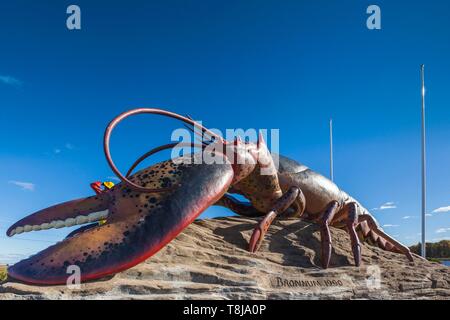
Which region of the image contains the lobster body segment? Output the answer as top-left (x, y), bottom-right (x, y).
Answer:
top-left (223, 154), bottom-right (415, 267)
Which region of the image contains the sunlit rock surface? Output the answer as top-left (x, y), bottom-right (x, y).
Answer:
top-left (1, 216), bottom-right (449, 300)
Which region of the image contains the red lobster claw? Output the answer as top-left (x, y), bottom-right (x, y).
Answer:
top-left (7, 156), bottom-right (233, 285)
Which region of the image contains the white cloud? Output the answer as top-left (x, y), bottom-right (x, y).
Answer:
top-left (402, 216), bottom-right (417, 220)
top-left (372, 201), bottom-right (397, 211)
top-left (8, 180), bottom-right (35, 191)
top-left (435, 227), bottom-right (450, 234)
top-left (65, 143), bottom-right (75, 150)
top-left (380, 202), bottom-right (397, 210)
top-left (432, 206), bottom-right (450, 213)
top-left (107, 176), bottom-right (121, 182)
top-left (0, 75), bottom-right (22, 87)
top-left (431, 236), bottom-right (450, 242)
top-left (425, 213), bottom-right (433, 217)
top-left (382, 224), bottom-right (399, 228)
top-left (53, 143), bottom-right (74, 154)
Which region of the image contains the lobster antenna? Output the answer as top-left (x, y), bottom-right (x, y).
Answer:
top-left (183, 123), bottom-right (215, 146)
top-left (183, 114), bottom-right (215, 144)
top-left (104, 108), bottom-right (225, 193)
top-left (125, 142), bottom-right (206, 178)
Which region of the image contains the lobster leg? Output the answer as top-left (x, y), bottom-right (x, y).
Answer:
top-left (355, 220), bottom-right (395, 252)
top-left (358, 215), bottom-right (414, 262)
top-left (215, 194), bottom-right (264, 217)
top-left (341, 202), bottom-right (362, 267)
top-left (319, 200), bottom-right (340, 269)
top-left (248, 186), bottom-right (305, 252)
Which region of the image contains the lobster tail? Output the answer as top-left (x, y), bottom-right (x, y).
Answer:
top-left (356, 207), bottom-right (414, 261)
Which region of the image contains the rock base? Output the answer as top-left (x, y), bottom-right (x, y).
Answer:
top-left (1, 217), bottom-right (449, 299)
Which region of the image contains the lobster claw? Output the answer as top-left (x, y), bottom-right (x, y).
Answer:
top-left (7, 155), bottom-right (233, 285)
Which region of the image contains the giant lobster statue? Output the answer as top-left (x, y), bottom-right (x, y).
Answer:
top-left (6, 108), bottom-right (415, 285)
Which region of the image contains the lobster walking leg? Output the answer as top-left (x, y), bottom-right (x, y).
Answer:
top-left (248, 186), bottom-right (305, 253)
top-left (319, 200), bottom-right (340, 269)
top-left (342, 202), bottom-right (362, 267)
top-left (358, 215), bottom-right (414, 262)
top-left (215, 194), bottom-right (263, 217)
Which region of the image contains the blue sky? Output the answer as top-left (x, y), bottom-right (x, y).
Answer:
top-left (1, 1), bottom-right (449, 263)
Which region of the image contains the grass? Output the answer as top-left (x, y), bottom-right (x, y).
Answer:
top-left (0, 265), bottom-right (7, 282)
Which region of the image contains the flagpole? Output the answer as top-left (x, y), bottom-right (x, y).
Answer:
top-left (330, 118), bottom-right (334, 182)
top-left (420, 64), bottom-right (427, 258)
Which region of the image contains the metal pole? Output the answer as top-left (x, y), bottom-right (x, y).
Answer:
top-left (330, 118), bottom-right (334, 182)
top-left (420, 64), bottom-right (427, 258)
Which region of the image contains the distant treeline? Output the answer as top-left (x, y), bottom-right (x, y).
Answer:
top-left (409, 240), bottom-right (450, 258)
